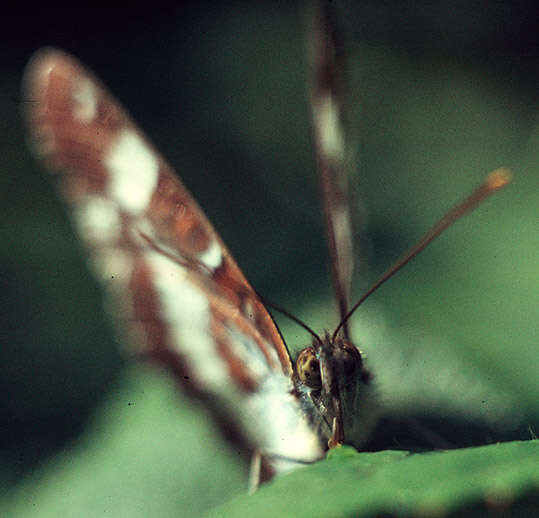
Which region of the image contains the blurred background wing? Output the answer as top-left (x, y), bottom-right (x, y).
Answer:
top-left (308, 2), bottom-right (357, 338)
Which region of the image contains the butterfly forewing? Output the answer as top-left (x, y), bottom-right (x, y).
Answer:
top-left (23, 49), bottom-right (324, 469)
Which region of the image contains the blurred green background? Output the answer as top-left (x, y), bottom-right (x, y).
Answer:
top-left (1, 2), bottom-right (538, 516)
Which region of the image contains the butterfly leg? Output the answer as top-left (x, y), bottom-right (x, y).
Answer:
top-left (248, 451), bottom-right (276, 492)
top-left (248, 450), bottom-right (262, 494)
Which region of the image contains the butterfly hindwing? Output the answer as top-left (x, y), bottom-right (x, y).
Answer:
top-left (23, 48), bottom-right (324, 469)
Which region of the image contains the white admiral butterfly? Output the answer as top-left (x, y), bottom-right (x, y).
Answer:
top-left (21, 5), bottom-right (510, 487)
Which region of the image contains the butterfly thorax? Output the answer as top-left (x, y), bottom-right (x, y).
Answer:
top-left (294, 332), bottom-right (379, 450)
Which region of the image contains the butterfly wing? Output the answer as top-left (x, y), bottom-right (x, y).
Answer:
top-left (22, 48), bottom-right (323, 469)
top-left (308, 4), bottom-right (356, 339)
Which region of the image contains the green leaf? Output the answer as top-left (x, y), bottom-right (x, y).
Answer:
top-left (207, 442), bottom-right (539, 518)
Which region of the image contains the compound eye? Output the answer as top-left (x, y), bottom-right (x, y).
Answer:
top-left (340, 342), bottom-right (362, 379)
top-left (296, 347), bottom-right (322, 389)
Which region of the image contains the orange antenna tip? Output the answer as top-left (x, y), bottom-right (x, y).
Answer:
top-left (485, 168), bottom-right (512, 192)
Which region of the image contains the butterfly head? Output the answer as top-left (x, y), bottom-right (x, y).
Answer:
top-left (295, 331), bottom-right (375, 449)
top-left (296, 333), bottom-right (364, 391)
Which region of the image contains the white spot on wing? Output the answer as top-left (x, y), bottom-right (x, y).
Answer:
top-left (318, 96), bottom-right (344, 161)
top-left (72, 78), bottom-right (97, 123)
top-left (248, 374), bottom-right (323, 463)
top-left (145, 251), bottom-right (229, 388)
top-left (198, 239), bottom-right (222, 270)
top-left (73, 196), bottom-right (121, 244)
top-left (106, 131), bottom-right (159, 215)
top-left (226, 324), bottom-right (273, 379)
top-left (90, 248), bottom-right (134, 284)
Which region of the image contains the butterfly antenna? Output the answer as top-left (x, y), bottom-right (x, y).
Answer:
top-left (332, 168), bottom-right (512, 342)
top-left (261, 298), bottom-right (323, 345)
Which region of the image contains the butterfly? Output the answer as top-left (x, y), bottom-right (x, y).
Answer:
top-left (21, 8), bottom-right (510, 486)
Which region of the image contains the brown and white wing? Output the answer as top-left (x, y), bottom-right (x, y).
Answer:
top-left (22, 48), bottom-right (323, 468)
top-left (308, 3), bottom-right (356, 338)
